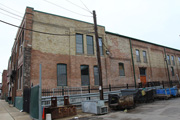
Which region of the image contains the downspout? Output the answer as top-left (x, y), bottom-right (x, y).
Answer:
top-left (129, 39), bottom-right (136, 88)
top-left (164, 47), bottom-right (171, 85)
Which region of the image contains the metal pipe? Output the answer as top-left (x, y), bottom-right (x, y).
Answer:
top-left (129, 39), bottom-right (136, 88)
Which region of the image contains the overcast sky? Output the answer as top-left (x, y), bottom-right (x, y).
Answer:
top-left (0, 0), bottom-right (180, 82)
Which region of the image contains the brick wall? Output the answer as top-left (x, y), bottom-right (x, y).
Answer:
top-left (2, 70), bottom-right (7, 98)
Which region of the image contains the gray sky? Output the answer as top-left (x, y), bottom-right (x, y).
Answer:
top-left (0, 0), bottom-right (180, 82)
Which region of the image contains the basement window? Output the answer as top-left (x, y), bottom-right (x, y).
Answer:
top-left (57, 64), bottom-right (67, 86)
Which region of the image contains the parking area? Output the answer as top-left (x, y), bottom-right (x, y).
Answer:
top-left (74, 97), bottom-right (180, 120)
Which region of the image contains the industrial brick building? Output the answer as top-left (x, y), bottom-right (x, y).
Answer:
top-left (6, 7), bottom-right (180, 108)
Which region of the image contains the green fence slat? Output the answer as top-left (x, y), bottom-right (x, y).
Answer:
top-left (30, 85), bottom-right (39, 119)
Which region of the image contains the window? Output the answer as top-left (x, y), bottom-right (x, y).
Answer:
top-left (178, 57), bottom-right (180, 65)
top-left (171, 55), bottom-right (175, 66)
top-left (94, 66), bottom-right (99, 85)
top-left (76, 34), bottom-right (84, 54)
top-left (136, 50), bottom-right (140, 62)
top-left (171, 67), bottom-right (174, 76)
top-left (18, 66), bottom-right (22, 89)
top-left (98, 38), bottom-right (103, 55)
top-left (119, 63), bottom-right (125, 76)
top-left (86, 35), bottom-right (94, 55)
top-left (167, 55), bottom-right (171, 65)
top-left (57, 64), bottom-right (67, 86)
top-left (143, 51), bottom-right (147, 63)
top-left (81, 65), bottom-right (90, 86)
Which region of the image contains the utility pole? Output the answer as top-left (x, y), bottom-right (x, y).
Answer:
top-left (93, 10), bottom-right (104, 100)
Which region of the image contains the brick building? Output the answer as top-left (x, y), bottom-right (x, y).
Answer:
top-left (7, 7), bottom-right (180, 109)
top-left (1, 70), bottom-right (8, 99)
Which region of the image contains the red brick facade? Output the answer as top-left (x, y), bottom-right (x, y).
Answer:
top-left (7, 7), bottom-right (180, 104)
top-left (2, 70), bottom-right (7, 98)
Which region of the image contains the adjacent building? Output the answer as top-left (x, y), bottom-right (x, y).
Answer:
top-left (6, 7), bottom-right (180, 109)
top-left (1, 70), bottom-right (8, 99)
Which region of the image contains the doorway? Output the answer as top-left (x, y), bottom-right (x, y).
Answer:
top-left (139, 68), bottom-right (146, 87)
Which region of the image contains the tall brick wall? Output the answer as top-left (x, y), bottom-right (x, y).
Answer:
top-left (2, 70), bottom-right (7, 98)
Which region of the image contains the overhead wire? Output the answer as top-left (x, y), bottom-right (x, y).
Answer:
top-left (0, 19), bottom-right (95, 36)
top-left (0, 11), bottom-right (22, 21)
top-left (0, 7), bottom-right (22, 18)
top-left (79, 0), bottom-right (92, 14)
top-left (43, 0), bottom-right (92, 17)
top-left (0, 3), bottom-right (23, 15)
top-left (0, 6), bottom-right (95, 29)
top-left (65, 0), bottom-right (92, 14)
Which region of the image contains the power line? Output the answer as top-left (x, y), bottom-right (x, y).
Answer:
top-left (80, 0), bottom-right (92, 14)
top-left (0, 7), bottom-right (22, 18)
top-left (43, 0), bottom-right (92, 17)
top-left (0, 19), bottom-right (95, 36)
top-left (0, 3), bottom-right (23, 15)
top-left (65, 0), bottom-right (92, 14)
top-left (0, 19), bottom-right (74, 36)
top-left (0, 11), bottom-right (22, 21)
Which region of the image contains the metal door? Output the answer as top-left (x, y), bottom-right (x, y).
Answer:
top-left (23, 87), bottom-right (31, 113)
top-left (139, 68), bottom-right (146, 87)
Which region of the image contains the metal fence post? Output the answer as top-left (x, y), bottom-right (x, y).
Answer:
top-left (109, 84), bottom-right (111, 91)
top-left (62, 86), bottom-right (64, 96)
top-left (162, 81), bottom-right (164, 88)
top-left (39, 64), bottom-right (42, 120)
top-left (88, 86), bottom-right (91, 100)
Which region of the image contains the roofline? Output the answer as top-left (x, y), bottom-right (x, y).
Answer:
top-left (106, 31), bottom-right (180, 52)
top-left (29, 7), bottom-right (105, 28)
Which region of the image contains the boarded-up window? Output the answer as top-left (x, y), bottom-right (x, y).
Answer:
top-left (87, 35), bottom-right (94, 55)
top-left (178, 57), bottom-right (180, 65)
top-left (136, 50), bottom-right (140, 62)
top-left (119, 63), bottom-right (125, 76)
top-left (98, 38), bottom-right (103, 55)
top-left (167, 55), bottom-right (171, 65)
top-left (143, 51), bottom-right (147, 63)
top-left (94, 66), bottom-right (99, 85)
top-left (76, 34), bottom-right (84, 54)
top-left (57, 64), bottom-right (67, 86)
top-left (81, 65), bottom-right (89, 86)
top-left (171, 55), bottom-right (175, 66)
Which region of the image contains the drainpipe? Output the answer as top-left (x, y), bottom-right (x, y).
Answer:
top-left (129, 39), bottom-right (136, 88)
top-left (164, 48), bottom-right (171, 86)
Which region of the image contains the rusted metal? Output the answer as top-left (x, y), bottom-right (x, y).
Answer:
top-left (50, 105), bottom-right (77, 119)
top-left (109, 94), bottom-right (135, 110)
top-left (64, 96), bottom-right (70, 105)
top-left (51, 97), bottom-right (57, 107)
